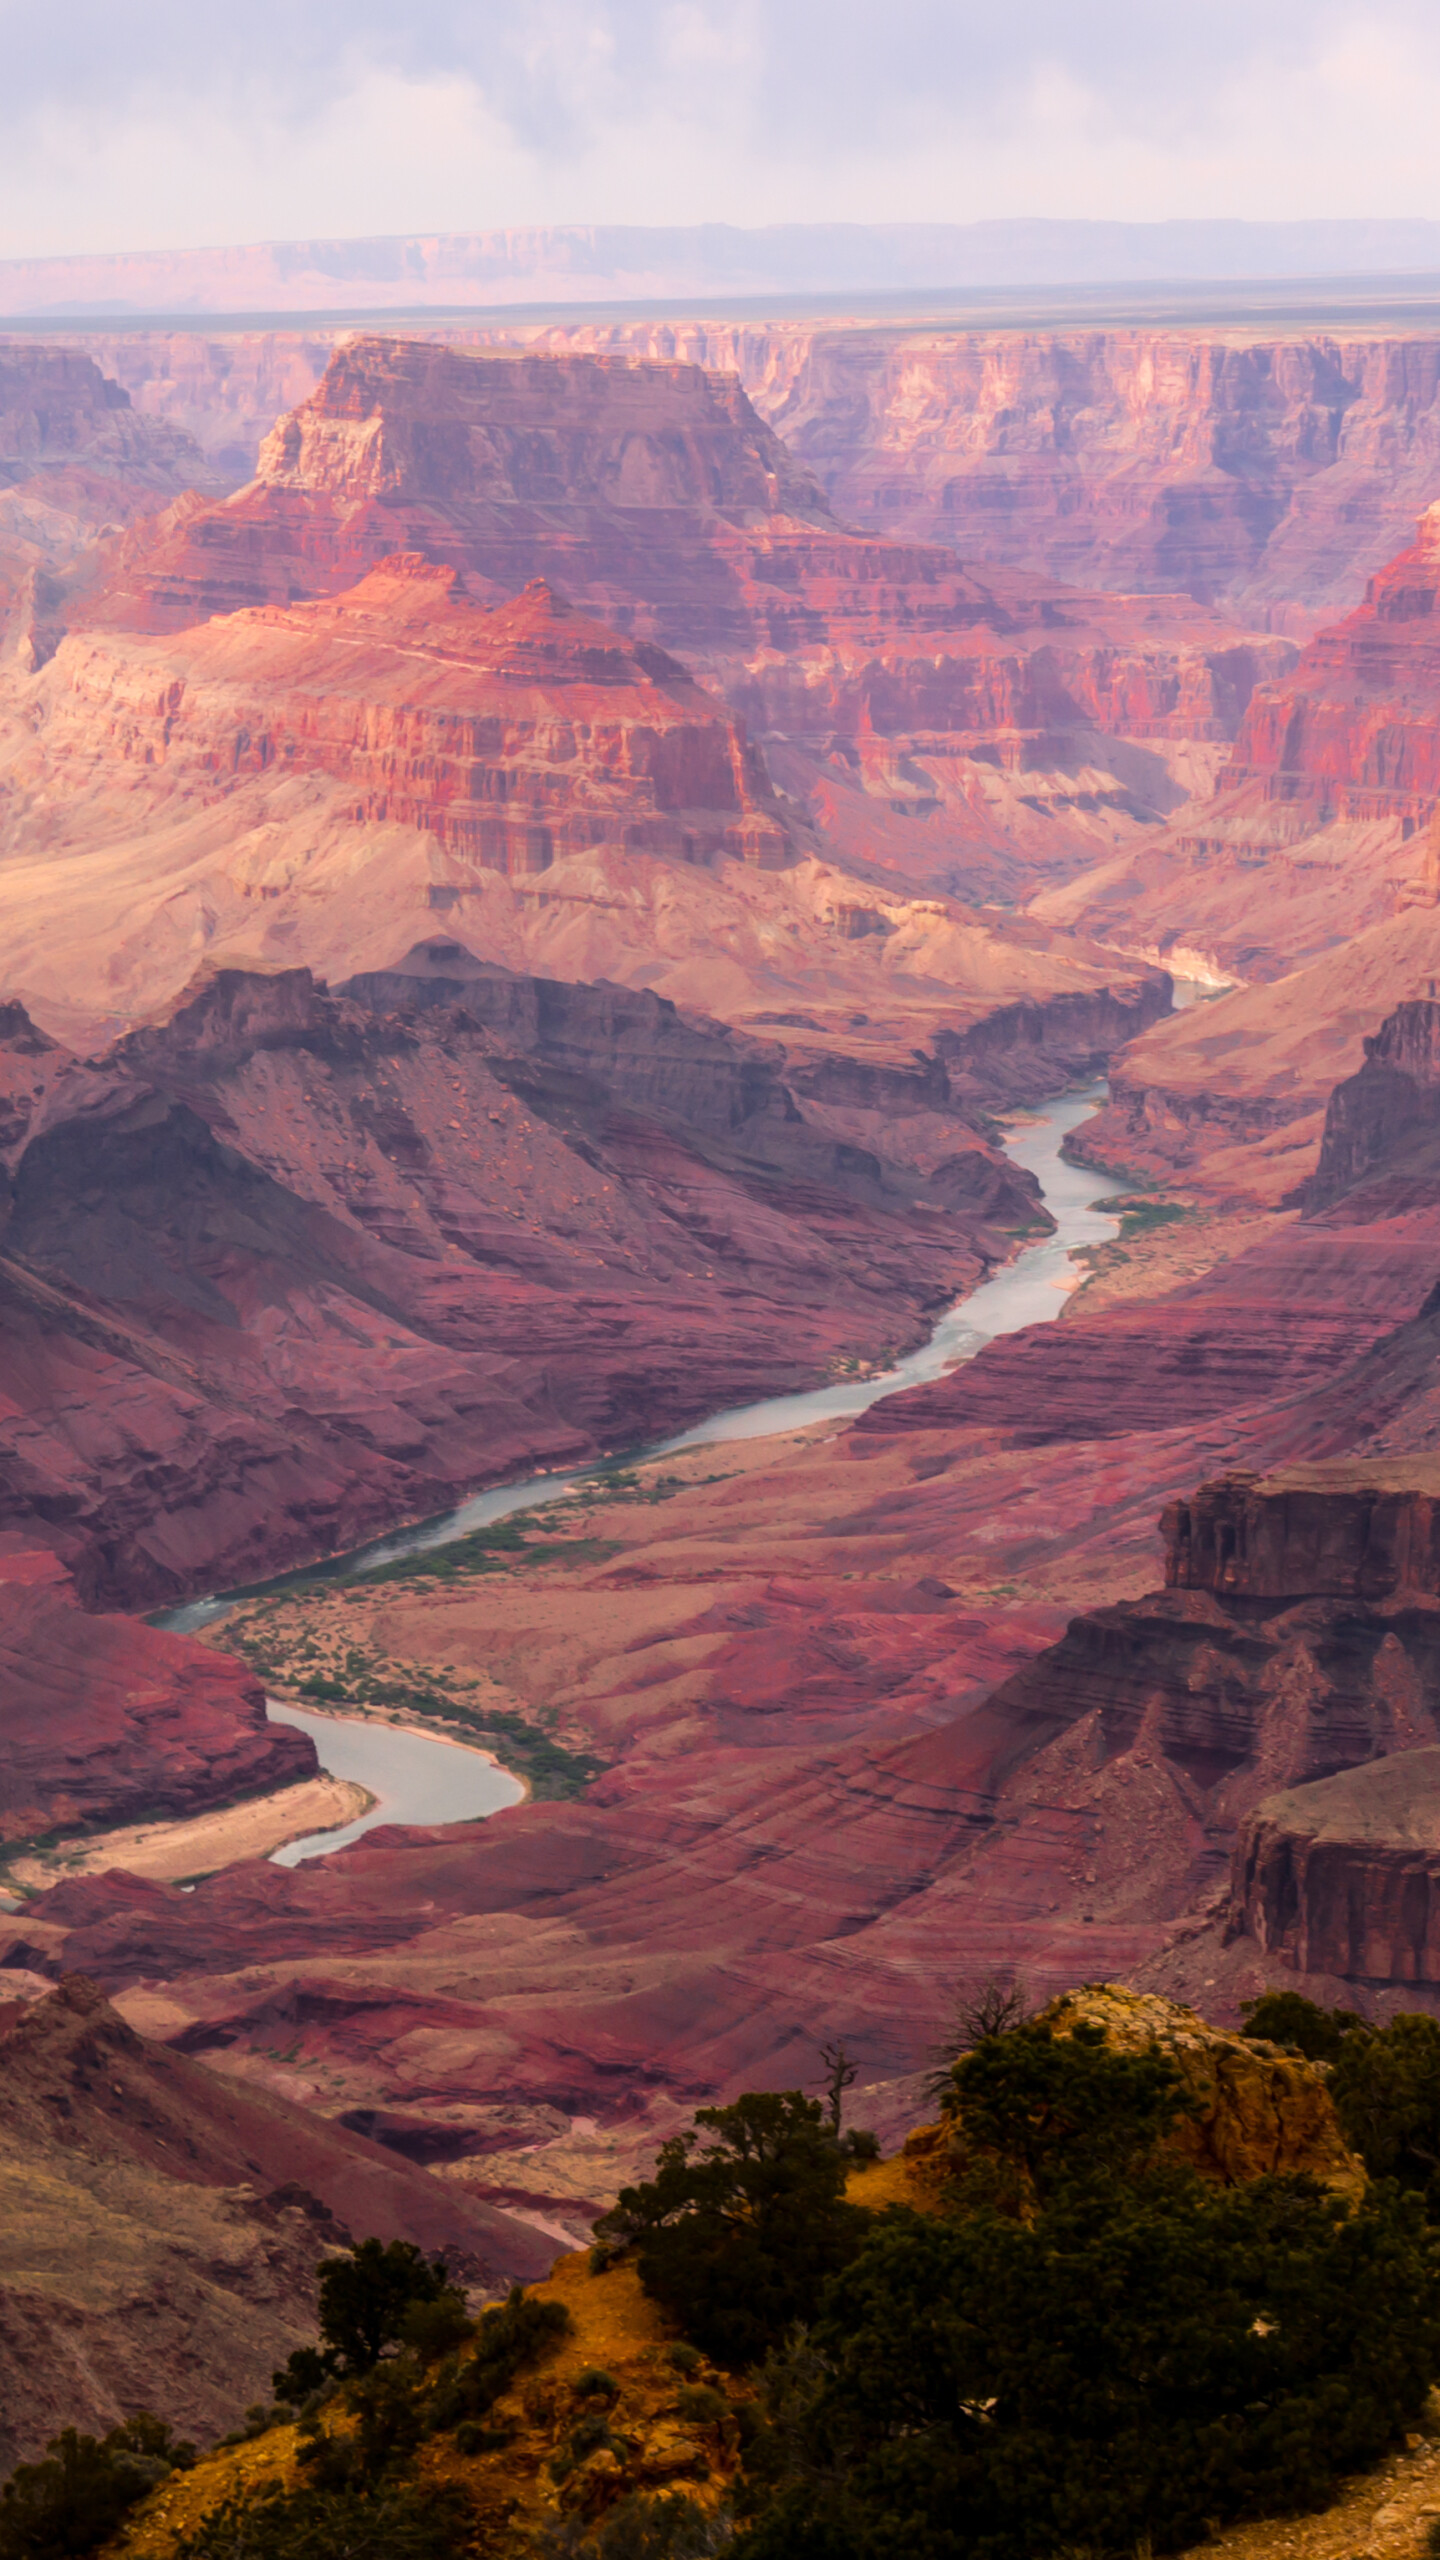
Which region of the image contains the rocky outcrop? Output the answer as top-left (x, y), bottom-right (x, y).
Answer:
top-left (1232, 1749), bottom-right (1440, 1985)
top-left (0, 956), bottom-right (1044, 1609)
top-left (0, 1550), bottom-right (314, 1841)
top-left (1164, 1463), bottom-right (1440, 1601)
top-left (0, 1973), bottom-right (550, 2467)
top-left (45, 560), bottom-right (795, 875)
top-left (1037, 1985), bottom-right (1363, 2190)
top-left (1303, 998), bottom-right (1440, 1209)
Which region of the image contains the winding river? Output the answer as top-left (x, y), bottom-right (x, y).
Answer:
top-left (161, 1082), bottom-right (1126, 1863)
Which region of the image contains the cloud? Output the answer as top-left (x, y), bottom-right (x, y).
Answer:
top-left (2, 1), bottom-right (1440, 254)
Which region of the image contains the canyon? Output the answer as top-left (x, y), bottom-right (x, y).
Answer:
top-left (8, 305), bottom-right (1440, 2430)
top-left (43, 315), bottom-right (1440, 629)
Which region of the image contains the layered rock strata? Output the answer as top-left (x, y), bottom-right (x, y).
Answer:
top-left (57, 335), bottom-right (1291, 926)
top-left (1032, 507), bottom-right (1440, 987)
top-left (45, 559), bottom-right (795, 875)
top-left (64, 320), bottom-right (1440, 627)
top-left (1233, 1749), bottom-right (1440, 1984)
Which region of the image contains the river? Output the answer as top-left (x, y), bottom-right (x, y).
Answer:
top-left (160, 1081), bottom-right (1126, 1862)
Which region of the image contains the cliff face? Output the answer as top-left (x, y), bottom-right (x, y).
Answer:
top-left (68, 320), bottom-right (1440, 630)
top-left (45, 560), bottom-right (794, 876)
top-left (1303, 998), bottom-right (1440, 1210)
top-left (0, 343), bottom-right (204, 494)
top-left (1034, 505), bottom-right (1440, 986)
top-left (1163, 1462), bottom-right (1440, 1602)
top-left (1234, 1749), bottom-right (1440, 1984)
top-left (0, 1549), bottom-right (314, 1840)
top-left (0, 343), bottom-right (217, 668)
top-left (1226, 503), bottom-right (1440, 823)
top-left (436, 320), bottom-right (1440, 628)
top-left (256, 337), bottom-right (832, 524)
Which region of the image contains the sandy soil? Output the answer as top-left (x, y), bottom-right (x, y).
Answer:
top-left (4, 1774), bottom-right (372, 1890)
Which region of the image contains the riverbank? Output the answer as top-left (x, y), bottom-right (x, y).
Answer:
top-left (2, 1773), bottom-right (374, 1892)
top-left (181, 1089), bottom-right (1126, 1863)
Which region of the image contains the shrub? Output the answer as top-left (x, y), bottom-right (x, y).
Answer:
top-left (1241, 1991), bottom-right (1368, 2062)
top-left (675, 2388), bottom-right (729, 2429)
top-left (664, 2346), bottom-right (702, 2375)
top-left (595, 2093), bottom-right (866, 2369)
top-left (0, 2416), bottom-right (194, 2560)
top-left (1332, 2012), bottom-right (1440, 2210)
top-left (733, 2168), bottom-right (1440, 2560)
top-left (531, 2490), bottom-right (732, 2555)
top-left (172, 2480), bottom-right (471, 2560)
top-left (570, 2369), bottom-right (619, 2403)
top-left (424, 2288), bottom-right (571, 2433)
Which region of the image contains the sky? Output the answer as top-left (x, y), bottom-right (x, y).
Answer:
top-left (4, 1), bottom-right (1440, 258)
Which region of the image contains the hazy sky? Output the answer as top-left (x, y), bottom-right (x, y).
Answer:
top-left (4, 1), bottom-right (1440, 257)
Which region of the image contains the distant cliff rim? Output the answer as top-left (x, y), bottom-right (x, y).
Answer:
top-left (13, 220), bottom-right (1440, 319)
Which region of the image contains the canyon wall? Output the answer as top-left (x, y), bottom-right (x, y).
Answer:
top-left (51, 320), bottom-right (1440, 632)
top-left (0, 953), bottom-right (1065, 1611)
top-left (1030, 501), bottom-right (1440, 1006)
top-left (1233, 1750), bottom-right (1440, 1985)
top-left (42, 560), bottom-right (795, 876)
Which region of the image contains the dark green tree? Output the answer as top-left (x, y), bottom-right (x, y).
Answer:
top-left (1241, 1991), bottom-right (1368, 2063)
top-left (0, 2417), bottom-right (194, 2560)
top-left (734, 2173), bottom-right (1440, 2560)
top-left (273, 2237), bottom-right (456, 2405)
top-left (947, 2016), bottom-right (1191, 2199)
top-left (1331, 2011), bottom-right (1440, 2208)
top-left (596, 2092), bottom-right (866, 2369)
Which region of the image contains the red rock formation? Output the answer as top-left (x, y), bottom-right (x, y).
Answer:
top-left (1232, 1748), bottom-right (1440, 1985)
top-left (445, 320), bottom-right (1440, 628)
top-left (0, 955), bottom-right (1055, 1608)
top-left (0, 343), bottom-right (218, 670)
top-left (1032, 506), bottom-right (1440, 986)
top-left (1296, 995), bottom-right (1440, 1213)
top-left (0, 1550), bottom-right (314, 1840)
top-left (1223, 504), bottom-right (1440, 824)
top-left (47, 559), bottom-right (794, 876)
top-left (64, 320), bottom-right (1440, 629)
top-left (1164, 1464), bottom-right (1440, 1600)
top-left (74, 337), bottom-right (1289, 805)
